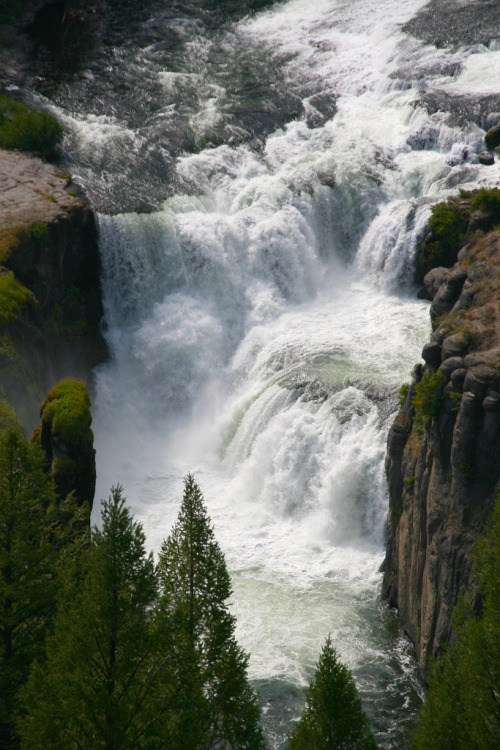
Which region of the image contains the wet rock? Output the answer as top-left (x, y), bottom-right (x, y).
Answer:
top-left (485, 123), bottom-right (500, 150)
top-left (479, 151), bottom-right (495, 165)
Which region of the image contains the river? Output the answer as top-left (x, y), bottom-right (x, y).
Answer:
top-left (25, 0), bottom-right (500, 745)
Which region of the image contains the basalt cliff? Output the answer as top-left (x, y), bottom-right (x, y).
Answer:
top-left (383, 194), bottom-right (500, 678)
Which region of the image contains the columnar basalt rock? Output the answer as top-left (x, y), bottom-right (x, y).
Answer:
top-left (383, 228), bottom-right (500, 679)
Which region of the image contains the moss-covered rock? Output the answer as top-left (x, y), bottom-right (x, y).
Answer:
top-left (0, 95), bottom-right (63, 160)
top-left (33, 379), bottom-right (96, 512)
top-left (485, 123), bottom-right (500, 151)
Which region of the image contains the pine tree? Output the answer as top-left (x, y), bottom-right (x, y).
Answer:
top-left (288, 636), bottom-right (379, 750)
top-left (157, 473), bottom-right (265, 750)
top-left (0, 420), bottom-right (86, 750)
top-left (19, 486), bottom-right (174, 750)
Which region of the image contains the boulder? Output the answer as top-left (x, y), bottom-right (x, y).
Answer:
top-left (479, 151), bottom-right (494, 166)
top-left (485, 123), bottom-right (500, 150)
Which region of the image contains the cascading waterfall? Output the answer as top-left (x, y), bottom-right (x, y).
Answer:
top-left (28, 0), bottom-right (500, 745)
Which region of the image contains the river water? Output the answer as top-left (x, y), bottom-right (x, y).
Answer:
top-left (26, 0), bottom-right (500, 745)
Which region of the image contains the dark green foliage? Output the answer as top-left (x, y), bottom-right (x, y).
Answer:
top-left (0, 0), bottom-right (22, 21)
top-left (418, 202), bottom-right (467, 277)
top-left (28, 222), bottom-right (48, 244)
top-left (158, 474), bottom-right (265, 750)
top-left (19, 486), bottom-right (172, 750)
top-left (0, 421), bottom-right (87, 750)
top-left (0, 96), bottom-right (63, 159)
top-left (409, 494), bottom-right (500, 749)
top-left (412, 371), bottom-right (444, 423)
top-left (398, 382), bottom-right (410, 409)
top-left (288, 636), bottom-right (378, 750)
top-left (470, 187), bottom-right (500, 216)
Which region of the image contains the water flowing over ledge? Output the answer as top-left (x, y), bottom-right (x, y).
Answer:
top-left (19, 0), bottom-right (500, 745)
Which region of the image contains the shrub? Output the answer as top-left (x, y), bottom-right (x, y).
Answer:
top-left (0, 96), bottom-right (63, 159)
top-left (470, 187), bottom-right (500, 216)
top-left (418, 202), bottom-right (467, 277)
top-left (412, 371), bottom-right (444, 423)
top-left (398, 382), bottom-right (410, 409)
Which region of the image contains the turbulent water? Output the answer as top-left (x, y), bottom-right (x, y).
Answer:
top-left (24, 0), bottom-right (500, 745)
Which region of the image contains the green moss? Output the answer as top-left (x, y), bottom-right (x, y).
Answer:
top-left (0, 95), bottom-right (63, 159)
top-left (0, 225), bottom-right (28, 264)
top-left (406, 474), bottom-right (416, 489)
top-left (29, 221), bottom-right (49, 244)
top-left (0, 267), bottom-right (37, 325)
top-left (40, 379), bottom-right (92, 449)
top-left (412, 371), bottom-right (444, 424)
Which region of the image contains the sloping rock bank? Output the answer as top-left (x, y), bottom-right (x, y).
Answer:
top-left (0, 148), bottom-right (106, 429)
top-left (383, 217), bottom-right (500, 678)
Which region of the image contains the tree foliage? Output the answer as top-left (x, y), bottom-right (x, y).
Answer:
top-left (18, 486), bottom-right (174, 750)
top-left (409, 493), bottom-right (500, 749)
top-left (157, 473), bottom-right (265, 750)
top-left (288, 637), bottom-right (377, 750)
top-left (288, 636), bottom-right (378, 750)
top-left (0, 419), bottom-right (87, 750)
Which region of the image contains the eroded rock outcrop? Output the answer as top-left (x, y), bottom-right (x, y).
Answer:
top-left (32, 378), bottom-right (96, 513)
top-left (383, 227), bottom-right (500, 678)
top-left (0, 148), bottom-right (106, 429)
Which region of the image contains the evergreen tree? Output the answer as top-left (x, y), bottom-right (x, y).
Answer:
top-left (409, 493), bottom-right (500, 749)
top-left (157, 473), bottom-right (265, 750)
top-left (19, 486), bottom-right (174, 750)
top-left (0, 420), bottom-right (86, 750)
top-left (288, 636), bottom-right (378, 750)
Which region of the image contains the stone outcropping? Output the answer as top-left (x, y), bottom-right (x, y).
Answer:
top-left (0, 148), bottom-right (106, 429)
top-left (32, 378), bottom-right (96, 513)
top-left (383, 228), bottom-right (500, 678)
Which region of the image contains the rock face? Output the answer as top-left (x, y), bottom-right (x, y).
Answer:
top-left (33, 378), bottom-right (96, 513)
top-left (383, 229), bottom-right (500, 679)
top-left (0, 148), bottom-right (106, 429)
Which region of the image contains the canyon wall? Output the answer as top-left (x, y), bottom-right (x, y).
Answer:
top-left (383, 204), bottom-right (500, 678)
top-left (0, 148), bottom-right (106, 430)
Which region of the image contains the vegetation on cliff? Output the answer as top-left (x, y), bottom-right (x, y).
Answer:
top-left (33, 379), bottom-right (96, 512)
top-left (0, 96), bottom-right (63, 160)
top-left (410, 493), bottom-right (500, 748)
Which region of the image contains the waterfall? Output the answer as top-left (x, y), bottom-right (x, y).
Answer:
top-left (31, 0), bottom-right (500, 745)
